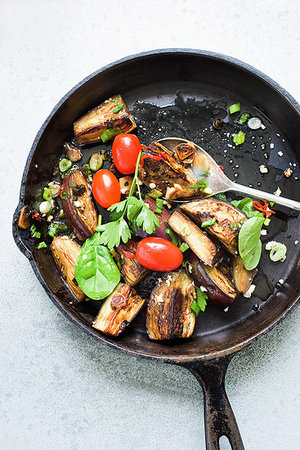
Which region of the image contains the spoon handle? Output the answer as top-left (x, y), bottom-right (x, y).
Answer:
top-left (229, 183), bottom-right (300, 211)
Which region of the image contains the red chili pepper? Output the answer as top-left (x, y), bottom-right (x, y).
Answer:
top-left (219, 165), bottom-right (224, 172)
top-left (59, 185), bottom-right (64, 197)
top-left (31, 210), bottom-right (41, 221)
top-left (253, 199), bottom-right (275, 217)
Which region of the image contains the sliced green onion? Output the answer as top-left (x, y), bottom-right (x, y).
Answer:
top-left (233, 131), bottom-right (245, 146)
top-left (30, 224), bottom-right (41, 239)
top-left (269, 243), bottom-right (287, 262)
top-left (39, 201), bottom-right (52, 215)
top-left (201, 218), bottom-right (216, 228)
top-left (148, 189), bottom-right (163, 199)
top-left (165, 223), bottom-right (180, 246)
top-left (43, 188), bottom-right (52, 201)
top-left (237, 113), bottom-right (251, 125)
top-left (58, 209), bottom-right (64, 219)
top-left (200, 171), bottom-right (210, 177)
top-left (154, 198), bottom-right (163, 214)
top-left (247, 117), bottom-right (262, 130)
top-left (264, 218), bottom-right (271, 226)
top-left (113, 103), bottom-right (124, 114)
top-left (60, 191), bottom-right (70, 200)
top-left (48, 222), bottom-right (68, 238)
top-left (229, 103), bottom-right (240, 114)
top-left (37, 241), bottom-right (47, 249)
top-left (83, 163), bottom-right (93, 181)
top-left (179, 243), bottom-right (189, 252)
top-left (190, 179), bottom-right (209, 190)
top-left (89, 153), bottom-right (103, 171)
top-left (191, 301), bottom-right (200, 316)
top-left (59, 158), bottom-right (72, 173)
top-left (101, 127), bottom-right (122, 143)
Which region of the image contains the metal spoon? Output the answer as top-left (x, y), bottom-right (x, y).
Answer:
top-left (158, 137), bottom-right (300, 210)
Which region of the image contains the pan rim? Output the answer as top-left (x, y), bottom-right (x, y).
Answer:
top-left (12, 48), bottom-right (300, 363)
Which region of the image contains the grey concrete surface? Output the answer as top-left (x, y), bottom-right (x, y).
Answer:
top-left (1, 1), bottom-right (299, 449)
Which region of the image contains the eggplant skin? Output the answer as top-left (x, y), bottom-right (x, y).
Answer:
top-left (181, 198), bottom-right (247, 255)
top-left (188, 252), bottom-right (237, 309)
top-left (62, 169), bottom-right (98, 241)
top-left (117, 241), bottom-right (149, 286)
top-left (73, 94), bottom-right (136, 145)
top-left (167, 210), bottom-right (221, 266)
top-left (232, 255), bottom-right (255, 293)
top-left (92, 283), bottom-right (145, 336)
top-left (146, 270), bottom-right (196, 340)
top-left (50, 236), bottom-right (85, 301)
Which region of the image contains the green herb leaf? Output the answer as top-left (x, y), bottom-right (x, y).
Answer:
top-left (196, 287), bottom-right (208, 312)
top-left (237, 113), bottom-right (251, 125)
top-left (99, 218), bottom-right (131, 249)
top-left (108, 200), bottom-right (128, 221)
top-left (48, 222), bottom-right (69, 238)
top-left (231, 197), bottom-right (263, 219)
top-left (201, 218), bottom-right (216, 228)
top-left (165, 224), bottom-right (181, 246)
top-left (134, 204), bottom-right (159, 235)
top-left (229, 103), bottom-right (240, 114)
top-left (126, 197), bottom-right (143, 221)
top-left (191, 301), bottom-right (200, 316)
top-left (233, 131), bottom-right (245, 146)
top-left (238, 217), bottom-right (264, 270)
top-left (75, 243), bottom-right (120, 300)
top-left (214, 193), bottom-right (227, 201)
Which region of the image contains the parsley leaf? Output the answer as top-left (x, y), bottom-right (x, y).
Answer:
top-left (99, 218), bottom-right (131, 249)
top-left (195, 287), bottom-right (208, 312)
top-left (134, 203), bottom-right (159, 234)
top-left (127, 197), bottom-right (143, 220)
top-left (108, 200), bottom-right (128, 221)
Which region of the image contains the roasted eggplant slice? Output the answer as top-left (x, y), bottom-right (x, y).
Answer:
top-left (92, 283), bottom-right (145, 336)
top-left (18, 205), bottom-right (31, 229)
top-left (167, 210), bottom-right (221, 266)
top-left (62, 169), bottom-right (97, 241)
top-left (73, 94), bottom-right (136, 145)
top-left (146, 270), bottom-right (196, 340)
top-left (116, 241), bottom-right (149, 286)
top-left (188, 252), bottom-right (237, 308)
top-left (138, 141), bottom-right (199, 200)
top-left (232, 255), bottom-right (255, 293)
top-left (181, 198), bottom-right (247, 255)
top-left (50, 235), bottom-right (85, 301)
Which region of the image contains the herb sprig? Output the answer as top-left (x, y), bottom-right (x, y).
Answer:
top-left (96, 151), bottom-right (159, 249)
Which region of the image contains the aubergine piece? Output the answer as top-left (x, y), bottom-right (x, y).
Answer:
top-left (146, 270), bottom-right (196, 340)
top-left (167, 210), bottom-right (221, 266)
top-left (18, 205), bottom-right (31, 229)
top-left (181, 198), bottom-right (247, 255)
top-left (62, 169), bottom-right (97, 241)
top-left (138, 141), bottom-right (200, 200)
top-left (116, 241), bottom-right (149, 286)
top-left (188, 252), bottom-right (237, 309)
top-left (232, 255), bottom-right (255, 293)
top-left (92, 283), bottom-right (145, 336)
top-left (73, 94), bottom-right (136, 145)
top-left (50, 236), bottom-right (85, 301)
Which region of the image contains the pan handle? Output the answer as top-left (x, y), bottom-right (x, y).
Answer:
top-left (185, 355), bottom-right (244, 450)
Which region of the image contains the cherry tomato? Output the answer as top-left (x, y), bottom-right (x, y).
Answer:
top-left (136, 237), bottom-right (183, 271)
top-left (92, 169), bottom-right (121, 208)
top-left (112, 134), bottom-right (141, 174)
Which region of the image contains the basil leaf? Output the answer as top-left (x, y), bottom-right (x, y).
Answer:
top-left (75, 243), bottom-right (120, 300)
top-left (238, 217), bottom-right (264, 270)
top-left (231, 197), bottom-right (264, 219)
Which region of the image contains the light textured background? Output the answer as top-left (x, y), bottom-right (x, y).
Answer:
top-left (1, 1), bottom-right (300, 449)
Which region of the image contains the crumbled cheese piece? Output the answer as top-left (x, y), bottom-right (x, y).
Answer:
top-left (224, 307), bottom-right (229, 312)
top-left (155, 294), bottom-right (164, 303)
top-left (200, 286), bottom-right (208, 292)
top-left (295, 240), bottom-right (299, 245)
top-left (277, 151), bottom-right (283, 157)
top-left (260, 124), bottom-right (266, 130)
top-left (270, 143), bottom-right (275, 149)
top-left (243, 284), bottom-right (256, 298)
top-left (261, 229), bottom-right (267, 236)
top-left (278, 279), bottom-right (284, 285)
top-left (265, 241), bottom-right (277, 251)
top-left (149, 182), bottom-right (156, 189)
top-left (47, 215), bottom-right (53, 222)
top-left (74, 200), bottom-right (81, 207)
top-left (121, 188), bottom-right (128, 194)
top-left (259, 164), bottom-right (269, 174)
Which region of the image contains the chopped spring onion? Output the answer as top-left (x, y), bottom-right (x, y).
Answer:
top-left (39, 201), bottom-right (52, 215)
top-left (59, 158), bottom-right (72, 173)
top-left (83, 163), bottom-right (92, 181)
top-left (89, 153), bottom-right (103, 171)
top-left (148, 188), bottom-right (163, 199)
top-left (101, 127), bottom-right (122, 143)
top-left (154, 198), bottom-right (164, 214)
top-left (201, 218), bottom-right (216, 228)
top-left (165, 223), bottom-right (180, 246)
top-left (113, 103), bottom-right (124, 114)
top-left (269, 243), bottom-right (287, 262)
top-left (247, 117), bottom-right (262, 130)
top-left (264, 218), bottom-right (271, 226)
top-left (229, 103), bottom-right (240, 114)
top-left (190, 179), bottom-right (209, 190)
top-left (37, 241), bottom-right (47, 249)
top-left (233, 131), bottom-right (245, 146)
top-left (30, 224), bottom-right (41, 239)
top-left (60, 191), bottom-right (69, 200)
top-left (179, 243), bottom-right (189, 252)
top-left (43, 188), bottom-right (52, 201)
top-left (48, 222), bottom-right (69, 238)
top-left (237, 113), bottom-right (251, 125)
top-left (58, 209), bottom-right (64, 219)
